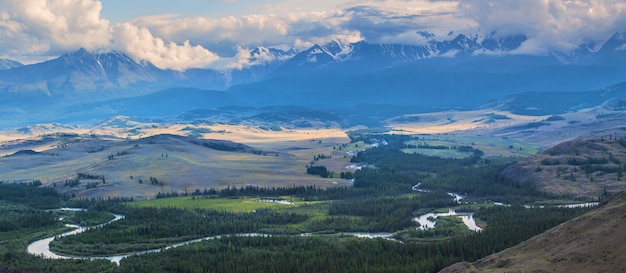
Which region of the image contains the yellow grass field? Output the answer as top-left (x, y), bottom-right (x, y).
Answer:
top-left (129, 196), bottom-right (300, 212)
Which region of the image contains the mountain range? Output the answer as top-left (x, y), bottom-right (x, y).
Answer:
top-left (0, 32), bottom-right (625, 128)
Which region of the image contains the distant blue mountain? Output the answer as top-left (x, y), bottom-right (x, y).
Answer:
top-left (0, 32), bottom-right (625, 127)
top-left (230, 32), bottom-right (626, 108)
top-left (48, 81), bottom-right (626, 128)
top-left (498, 82), bottom-right (626, 115)
top-left (55, 87), bottom-right (239, 123)
top-left (0, 49), bottom-right (166, 101)
top-left (0, 47), bottom-right (294, 102)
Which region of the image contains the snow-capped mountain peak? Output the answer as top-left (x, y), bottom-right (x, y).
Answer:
top-left (601, 32), bottom-right (626, 51)
top-left (304, 40), bottom-right (355, 62)
top-left (320, 40), bottom-right (355, 60)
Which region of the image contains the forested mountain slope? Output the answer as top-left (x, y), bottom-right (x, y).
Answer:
top-left (440, 191), bottom-right (626, 273)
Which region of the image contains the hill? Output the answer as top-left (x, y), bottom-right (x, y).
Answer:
top-left (439, 191), bottom-right (626, 273)
top-left (503, 137), bottom-right (626, 200)
top-left (0, 132), bottom-right (350, 200)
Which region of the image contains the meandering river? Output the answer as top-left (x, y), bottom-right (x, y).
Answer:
top-left (28, 193), bottom-right (597, 265)
top-left (28, 213), bottom-right (126, 263)
top-left (28, 212), bottom-right (274, 265)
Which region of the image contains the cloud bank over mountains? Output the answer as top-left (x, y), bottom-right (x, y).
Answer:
top-left (0, 0), bottom-right (624, 71)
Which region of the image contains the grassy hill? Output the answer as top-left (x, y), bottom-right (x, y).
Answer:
top-left (503, 137), bottom-right (626, 200)
top-left (0, 132), bottom-right (351, 200)
top-left (439, 191), bottom-right (626, 273)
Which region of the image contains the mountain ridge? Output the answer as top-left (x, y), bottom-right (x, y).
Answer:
top-left (0, 58), bottom-right (22, 70)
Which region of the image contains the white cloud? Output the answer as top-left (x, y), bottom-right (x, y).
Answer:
top-left (1, 0), bottom-right (625, 68)
top-left (0, 0), bottom-right (223, 70)
top-left (121, 10), bottom-right (364, 68)
top-left (338, 3), bottom-right (468, 45)
top-left (0, 0), bottom-right (111, 60)
top-left (128, 11), bottom-right (355, 52)
top-left (457, 0), bottom-right (626, 53)
top-left (335, 0), bottom-right (626, 54)
top-left (113, 23), bottom-right (220, 71)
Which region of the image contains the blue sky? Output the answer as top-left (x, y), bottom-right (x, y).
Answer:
top-left (0, 0), bottom-right (625, 70)
top-left (101, 0), bottom-right (292, 23)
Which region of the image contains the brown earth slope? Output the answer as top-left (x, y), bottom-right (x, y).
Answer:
top-left (440, 191), bottom-right (626, 273)
top-left (503, 137), bottom-right (626, 200)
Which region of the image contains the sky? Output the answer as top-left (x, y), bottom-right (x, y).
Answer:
top-left (0, 0), bottom-right (625, 71)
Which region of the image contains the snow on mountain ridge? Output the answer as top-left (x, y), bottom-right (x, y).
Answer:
top-left (0, 59), bottom-right (23, 70)
top-left (374, 43), bottom-right (439, 61)
top-left (303, 40), bottom-right (355, 62)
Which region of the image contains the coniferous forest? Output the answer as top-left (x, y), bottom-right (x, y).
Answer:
top-left (0, 133), bottom-right (597, 273)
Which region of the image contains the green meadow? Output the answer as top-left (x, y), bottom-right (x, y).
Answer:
top-left (129, 196), bottom-right (305, 212)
